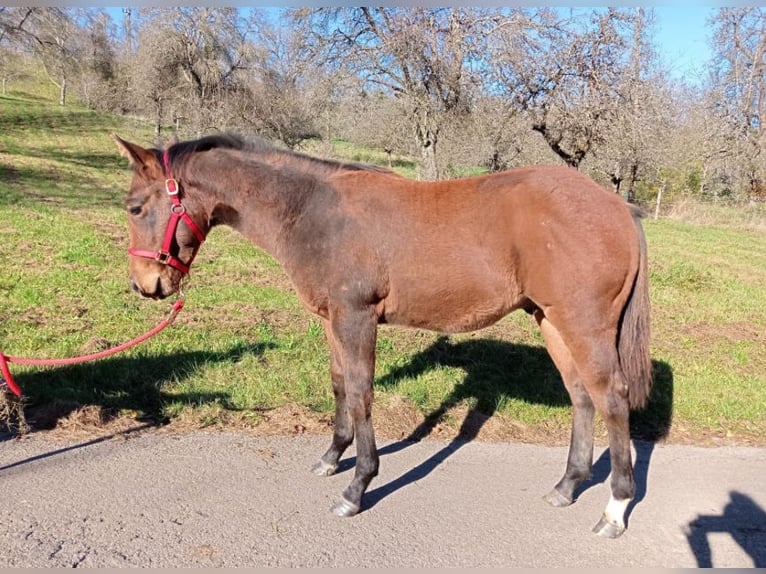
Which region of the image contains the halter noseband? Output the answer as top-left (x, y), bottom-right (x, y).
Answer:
top-left (128, 149), bottom-right (206, 274)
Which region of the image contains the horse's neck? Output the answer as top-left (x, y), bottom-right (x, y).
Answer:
top-left (196, 158), bottom-right (314, 261)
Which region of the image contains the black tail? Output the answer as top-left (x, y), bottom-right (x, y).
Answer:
top-left (619, 207), bottom-right (652, 409)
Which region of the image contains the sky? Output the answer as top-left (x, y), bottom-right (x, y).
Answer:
top-left (653, 7), bottom-right (716, 84)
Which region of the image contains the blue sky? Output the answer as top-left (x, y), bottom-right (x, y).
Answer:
top-left (653, 7), bottom-right (716, 83)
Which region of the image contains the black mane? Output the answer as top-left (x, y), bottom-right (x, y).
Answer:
top-left (165, 133), bottom-right (396, 176)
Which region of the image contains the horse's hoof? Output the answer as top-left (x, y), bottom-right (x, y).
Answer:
top-left (331, 497), bottom-right (360, 518)
top-left (592, 516), bottom-right (626, 539)
top-left (543, 489), bottom-right (573, 508)
top-left (311, 460), bottom-right (338, 477)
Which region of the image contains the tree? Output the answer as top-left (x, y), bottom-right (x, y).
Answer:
top-left (291, 7), bottom-right (491, 179)
top-left (233, 13), bottom-right (324, 148)
top-left (127, 24), bottom-right (184, 137)
top-left (491, 8), bottom-right (644, 170)
top-left (0, 9), bottom-right (30, 95)
top-left (74, 9), bottom-right (119, 110)
top-left (131, 7), bottom-right (258, 136)
top-left (590, 8), bottom-right (676, 202)
top-left (709, 7), bottom-right (766, 199)
top-left (7, 7), bottom-right (82, 106)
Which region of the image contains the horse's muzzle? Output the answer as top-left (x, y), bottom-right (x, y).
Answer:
top-left (130, 275), bottom-right (172, 300)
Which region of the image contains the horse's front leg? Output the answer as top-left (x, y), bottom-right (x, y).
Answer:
top-left (326, 304), bottom-right (379, 517)
top-left (311, 319), bottom-right (354, 477)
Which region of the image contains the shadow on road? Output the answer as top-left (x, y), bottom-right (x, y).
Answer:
top-left (0, 422), bottom-right (153, 472)
top-left (686, 491), bottom-right (766, 567)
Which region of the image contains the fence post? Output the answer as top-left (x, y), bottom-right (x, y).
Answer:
top-left (654, 181), bottom-right (666, 220)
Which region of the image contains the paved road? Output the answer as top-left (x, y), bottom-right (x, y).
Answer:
top-left (0, 426), bottom-right (764, 567)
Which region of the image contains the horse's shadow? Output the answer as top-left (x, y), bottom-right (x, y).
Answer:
top-left (1, 342), bottom-right (272, 440)
top-left (342, 334), bottom-right (674, 514)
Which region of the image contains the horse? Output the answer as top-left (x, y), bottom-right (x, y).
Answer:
top-left (114, 133), bottom-right (651, 538)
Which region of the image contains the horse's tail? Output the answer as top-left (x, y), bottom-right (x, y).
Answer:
top-left (619, 206), bottom-right (653, 409)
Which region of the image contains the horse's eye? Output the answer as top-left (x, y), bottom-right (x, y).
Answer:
top-left (128, 205), bottom-right (142, 216)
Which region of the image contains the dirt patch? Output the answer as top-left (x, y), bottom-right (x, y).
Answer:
top-left (681, 320), bottom-right (766, 344)
top-left (13, 393), bottom-right (764, 449)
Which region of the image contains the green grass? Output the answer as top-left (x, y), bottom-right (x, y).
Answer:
top-left (1, 93), bottom-right (764, 446)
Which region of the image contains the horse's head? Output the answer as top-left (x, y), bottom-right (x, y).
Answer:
top-left (114, 135), bottom-right (207, 300)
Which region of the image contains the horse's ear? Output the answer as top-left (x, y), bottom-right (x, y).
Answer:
top-left (114, 135), bottom-right (162, 179)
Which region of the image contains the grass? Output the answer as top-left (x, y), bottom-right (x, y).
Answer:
top-left (1, 92), bottom-right (764, 446)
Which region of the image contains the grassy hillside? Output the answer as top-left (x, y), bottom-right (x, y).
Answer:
top-left (1, 94), bottom-right (764, 446)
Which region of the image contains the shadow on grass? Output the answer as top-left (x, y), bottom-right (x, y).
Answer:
top-left (360, 335), bottom-right (674, 515)
top-left (375, 335), bottom-right (674, 443)
top-left (0, 150), bottom-right (127, 209)
top-left (6, 342), bottom-right (271, 432)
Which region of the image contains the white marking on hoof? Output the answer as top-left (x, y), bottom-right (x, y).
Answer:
top-left (593, 495), bottom-right (630, 538)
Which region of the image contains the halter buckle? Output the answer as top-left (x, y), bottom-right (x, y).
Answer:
top-left (165, 178), bottom-right (180, 196)
top-left (156, 251), bottom-right (172, 264)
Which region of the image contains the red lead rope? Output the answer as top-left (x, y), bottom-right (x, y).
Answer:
top-left (0, 298), bottom-right (184, 397)
top-left (2, 149), bottom-right (200, 398)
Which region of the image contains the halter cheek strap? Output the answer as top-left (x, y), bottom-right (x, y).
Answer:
top-left (128, 149), bottom-right (206, 274)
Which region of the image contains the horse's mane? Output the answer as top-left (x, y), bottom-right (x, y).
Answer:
top-left (166, 133), bottom-right (397, 177)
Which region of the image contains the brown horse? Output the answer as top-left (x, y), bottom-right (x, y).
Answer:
top-left (115, 133), bottom-right (651, 538)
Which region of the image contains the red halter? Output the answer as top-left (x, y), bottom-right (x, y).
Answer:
top-left (128, 149), bottom-right (206, 274)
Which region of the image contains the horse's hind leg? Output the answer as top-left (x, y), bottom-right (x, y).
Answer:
top-left (572, 341), bottom-right (635, 538)
top-left (312, 319), bottom-right (355, 477)
top-left (537, 311), bottom-right (635, 537)
top-left (535, 311), bottom-right (595, 507)
top-left (588, 368), bottom-right (635, 538)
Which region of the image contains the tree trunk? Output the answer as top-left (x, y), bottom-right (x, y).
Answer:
top-left (532, 121), bottom-right (584, 169)
top-left (419, 140), bottom-right (438, 180)
top-left (414, 110), bottom-right (439, 180)
top-left (626, 162), bottom-right (639, 203)
top-left (59, 76), bottom-right (66, 106)
top-left (154, 99), bottom-right (163, 139)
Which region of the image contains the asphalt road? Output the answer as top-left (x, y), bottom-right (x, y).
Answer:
top-left (0, 427), bottom-right (764, 567)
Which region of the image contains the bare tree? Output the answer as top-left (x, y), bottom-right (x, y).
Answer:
top-left (710, 7), bottom-right (766, 200)
top-left (0, 8), bottom-right (31, 94)
top-left (131, 7), bottom-right (257, 136)
top-left (454, 94), bottom-right (557, 174)
top-left (7, 7), bottom-right (82, 106)
top-left (590, 8), bottom-right (676, 203)
top-left (126, 24), bottom-right (183, 137)
top-left (233, 13), bottom-right (324, 148)
top-left (291, 7), bottom-right (491, 179)
top-left (491, 8), bottom-right (642, 170)
top-left (74, 9), bottom-right (119, 110)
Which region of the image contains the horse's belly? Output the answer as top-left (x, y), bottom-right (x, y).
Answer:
top-left (382, 278), bottom-right (521, 334)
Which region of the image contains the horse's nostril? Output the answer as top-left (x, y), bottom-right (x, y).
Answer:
top-left (130, 279), bottom-right (140, 294)
top-left (153, 277), bottom-right (165, 299)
